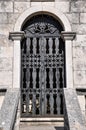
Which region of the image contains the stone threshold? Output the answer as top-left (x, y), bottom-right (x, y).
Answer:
top-left (20, 117), bottom-right (64, 122)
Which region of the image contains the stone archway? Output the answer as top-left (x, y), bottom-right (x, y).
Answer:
top-left (21, 14), bottom-right (65, 117)
top-left (14, 6), bottom-right (71, 31)
top-left (9, 6), bottom-right (76, 92)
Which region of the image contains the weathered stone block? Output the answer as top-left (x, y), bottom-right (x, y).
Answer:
top-left (71, 1), bottom-right (86, 13)
top-left (78, 95), bottom-right (85, 117)
top-left (74, 71), bottom-right (86, 85)
top-left (72, 24), bottom-right (86, 34)
top-left (41, 2), bottom-right (54, 6)
top-left (0, 47), bottom-right (13, 58)
top-left (55, 2), bottom-right (70, 12)
top-left (15, 0), bottom-right (30, 1)
top-left (0, 58), bottom-right (12, 71)
top-left (73, 46), bottom-right (86, 70)
top-left (0, 35), bottom-right (13, 47)
top-left (14, 2), bottom-right (30, 13)
top-left (31, 2), bottom-right (54, 7)
top-left (31, 2), bottom-right (42, 6)
top-left (0, 13), bottom-right (8, 24)
top-left (0, 71), bottom-right (12, 86)
top-left (0, 24), bottom-right (13, 36)
top-left (80, 13), bottom-right (86, 23)
top-left (7, 13), bottom-right (20, 24)
top-left (73, 46), bottom-right (86, 58)
top-left (55, 0), bottom-right (69, 1)
top-left (73, 58), bottom-right (86, 71)
top-left (73, 35), bottom-right (86, 47)
top-left (0, 1), bottom-right (13, 12)
top-left (66, 13), bottom-right (79, 24)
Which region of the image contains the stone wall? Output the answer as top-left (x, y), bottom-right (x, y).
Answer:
top-left (0, 1), bottom-right (86, 90)
top-left (0, 0), bottom-right (85, 124)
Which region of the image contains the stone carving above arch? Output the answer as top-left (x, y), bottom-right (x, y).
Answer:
top-left (14, 6), bottom-right (71, 32)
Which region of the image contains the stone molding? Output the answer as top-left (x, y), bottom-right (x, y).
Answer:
top-left (14, 6), bottom-right (71, 32)
top-left (9, 31), bottom-right (25, 41)
top-left (61, 31), bottom-right (76, 41)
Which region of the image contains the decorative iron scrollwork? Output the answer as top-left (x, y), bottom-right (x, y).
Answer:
top-left (25, 23), bottom-right (59, 35)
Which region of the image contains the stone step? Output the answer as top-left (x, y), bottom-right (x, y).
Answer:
top-left (20, 117), bottom-right (64, 125)
top-left (20, 123), bottom-right (64, 130)
top-left (20, 117), bottom-right (64, 122)
top-left (20, 122), bottom-right (64, 126)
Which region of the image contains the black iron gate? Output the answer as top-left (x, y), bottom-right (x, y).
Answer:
top-left (21, 14), bottom-right (65, 117)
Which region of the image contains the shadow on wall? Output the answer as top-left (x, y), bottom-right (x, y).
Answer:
top-left (55, 127), bottom-right (64, 130)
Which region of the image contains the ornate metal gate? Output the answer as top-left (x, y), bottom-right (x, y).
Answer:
top-left (21, 14), bottom-right (65, 117)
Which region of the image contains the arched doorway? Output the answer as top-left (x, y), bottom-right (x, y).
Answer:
top-left (21, 14), bottom-right (65, 117)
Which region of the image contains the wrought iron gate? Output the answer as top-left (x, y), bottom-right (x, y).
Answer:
top-left (21, 14), bottom-right (65, 117)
